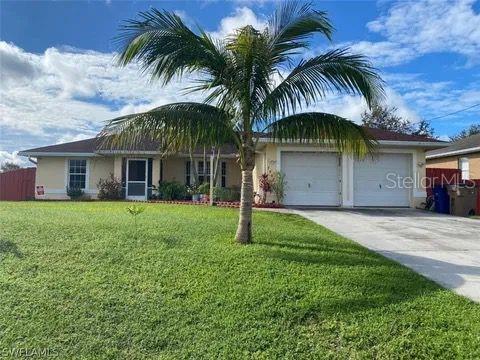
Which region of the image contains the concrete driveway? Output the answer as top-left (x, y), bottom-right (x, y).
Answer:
top-left (293, 208), bottom-right (480, 302)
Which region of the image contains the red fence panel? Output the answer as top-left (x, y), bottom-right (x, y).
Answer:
top-left (425, 168), bottom-right (462, 197)
top-left (0, 168), bottom-right (36, 201)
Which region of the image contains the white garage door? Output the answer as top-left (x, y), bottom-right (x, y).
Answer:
top-left (354, 153), bottom-right (411, 207)
top-left (281, 152), bottom-right (340, 206)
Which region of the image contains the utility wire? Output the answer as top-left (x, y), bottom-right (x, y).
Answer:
top-left (426, 103), bottom-right (480, 121)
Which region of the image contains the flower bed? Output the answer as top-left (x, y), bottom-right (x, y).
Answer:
top-left (144, 199), bottom-right (284, 208)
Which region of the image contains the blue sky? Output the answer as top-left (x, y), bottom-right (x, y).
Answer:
top-left (1, 0), bottom-right (479, 165)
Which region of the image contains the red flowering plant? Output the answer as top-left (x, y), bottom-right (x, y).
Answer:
top-left (259, 173), bottom-right (273, 204)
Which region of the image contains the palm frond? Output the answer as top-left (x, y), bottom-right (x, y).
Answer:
top-left (116, 8), bottom-right (228, 85)
top-left (225, 26), bottom-right (274, 122)
top-left (265, 112), bottom-right (377, 157)
top-left (268, 2), bottom-right (333, 64)
top-left (99, 103), bottom-right (238, 153)
top-left (257, 49), bottom-right (384, 123)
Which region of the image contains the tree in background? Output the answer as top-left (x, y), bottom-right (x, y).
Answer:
top-left (450, 124), bottom-right (480, 142)
top-left (412, 119), bottom-right (435, 138)
top-left (361, 104), bottom-right (435, 137)
top-left (0, 162), bottom-right (21, 173)
top-left (361, 105), bottom-right (413, 134)
top-left (102, 3), bottom-right (384, 244)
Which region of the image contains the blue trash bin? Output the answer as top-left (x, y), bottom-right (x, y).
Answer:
top-left (433, 185), bottom-right (449, 214)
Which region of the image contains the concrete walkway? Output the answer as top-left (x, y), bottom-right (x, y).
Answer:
top-left (293, 208), bottom-right (480, 302)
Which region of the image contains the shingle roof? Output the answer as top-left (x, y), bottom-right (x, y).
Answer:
top-left (362, 127), bottom-right (442, 143)
top-left (19, 137), bottom-right (238, 156)
top-left (19, 127), bottom-right (443, 156)
top-left (426, 133), bottom-right (480, 158)
top-left (19, 138), bottom-right (100, 154)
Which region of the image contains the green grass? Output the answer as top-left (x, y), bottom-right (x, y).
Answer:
top-left (1, 202), bottom-right (479, 359)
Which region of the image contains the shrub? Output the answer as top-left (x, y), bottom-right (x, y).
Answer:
top-left (213, 186), bottom-right (240, 202)
top-left (66, 187), bottom-right (85, 200)
top-left (259, 173), bottom-right (273, 203)
top-left (97, 173), bottom-right (123, 200)
top-left (271, 171), bottom-right (287, 204)
top-left (156, 181), bottom-right (187, 200)
top-left (257, 171), bottom-right (287, 204)
top-left (198, 182), bottom-right (210, 195)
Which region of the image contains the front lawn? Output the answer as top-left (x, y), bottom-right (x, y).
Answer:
top-left (1, 202), bottom-right (478, 359)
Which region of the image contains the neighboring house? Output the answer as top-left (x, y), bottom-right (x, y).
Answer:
top-left (426, 134), bottom-right (480, 180)
top-left (19, 128), bottom-right (444, 207)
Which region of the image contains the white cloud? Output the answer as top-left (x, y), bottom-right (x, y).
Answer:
top-left (56, 132), bottom-right (97, 144)
top-left (0, 150), bottom-right (27, 167)
top-left (209, 7), bottom-right (267, 38)
top-left (357, 0), bottom-right (480, 67)
top-left (0, 41), bottom-right (41, 85)
top-left (306, 86), bottom-right (421, 124)
top-left (344, 41), bottom-right (417, 67)
top-left (0, 41), bottom-right (204, 149)
top-left (384, 73), bottom-right (480, 120)
top-left (231, 0), bottom-right (269, 6)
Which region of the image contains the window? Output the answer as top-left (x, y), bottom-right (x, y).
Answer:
top-left (186, 160), bottom-right (213, 185)
top-left (68, 159), bottom-right (87, 189)
top-left (459, 157), bottom-right (470, 180)
top-left (198, 160), bottom-right (211, 184)
top-left (221, 161), bottom-right (227, 187)
top-left (185, 161), bottom-right (191, 185)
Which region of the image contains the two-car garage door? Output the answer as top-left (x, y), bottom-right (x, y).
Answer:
top-left (281, 152), bottom-right (411, 207)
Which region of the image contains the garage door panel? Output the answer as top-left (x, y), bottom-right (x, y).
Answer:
top-left (354, 153), bottom-right (411, 207)
top-left (282, 152), bottom-right (340, 206)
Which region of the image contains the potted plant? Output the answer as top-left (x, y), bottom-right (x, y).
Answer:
top-left (198, 182), bottom-right (210, 202)
top-left (187, 183), bottom-right (200, 202)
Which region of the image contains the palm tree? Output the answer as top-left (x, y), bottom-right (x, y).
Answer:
top-left (101, 2), bottom-right (384, 244)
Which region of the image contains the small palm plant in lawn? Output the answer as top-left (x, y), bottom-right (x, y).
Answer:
top-left (126, 205), bottom-right (145, 240)
top-left (101, 2), bottom-right (384, 244)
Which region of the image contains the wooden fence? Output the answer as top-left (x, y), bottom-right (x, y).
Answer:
top-left (0, 168), bottom-right (36, 201)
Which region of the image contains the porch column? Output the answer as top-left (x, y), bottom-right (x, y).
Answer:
top-left (341, 154), bottom-right (354, 207)
top-left (152, 158), bottom-right (161, 187)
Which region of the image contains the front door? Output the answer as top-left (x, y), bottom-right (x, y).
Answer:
top-left (126, 159), bottom-right (148, 200)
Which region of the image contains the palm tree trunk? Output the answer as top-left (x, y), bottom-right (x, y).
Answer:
top-left (235, 168), bottom-right (254, 244)
top-left (235, 141), bottom-right (255, 244)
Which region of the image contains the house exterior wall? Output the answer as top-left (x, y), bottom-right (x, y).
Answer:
top-left (426, 152), bottom-right (480, 179)
top-left (35, 154), bottom-right (241, 200)
top-left (162, 157), bottom-right (186, 183)
top-left (35, 156), bottom-right (114, 199)
top-left (225, 158), bottom-right (241, 188)
top-left (89, 157), bottom-right (114, 189)
top-left (252, 143), bottom-right (428, 208)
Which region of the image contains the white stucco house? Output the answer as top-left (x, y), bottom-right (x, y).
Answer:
top-left (19, 127), bottom-right (445, 207)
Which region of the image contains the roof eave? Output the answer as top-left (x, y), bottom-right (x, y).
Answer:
top-left (257, 138), bottom-right (446, 148)
top-left (18, 151), bottom-right (98, 157)
top-left (426, 146), bottom-right (480, 159)
top-left (376, 140), bottom-right (447, 148)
